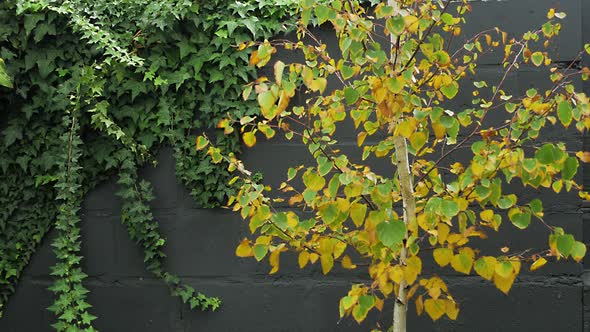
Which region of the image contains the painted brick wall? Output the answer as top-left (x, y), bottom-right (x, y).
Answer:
top-left (1, 0), bottom-right (588, 331)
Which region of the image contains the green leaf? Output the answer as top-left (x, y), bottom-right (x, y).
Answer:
top-left (318, 159), bottom-right (333, 176)
top-left (441, 200), bottom-right (459, 218)
top-left (0, 58), bottom-right (13, 88)
top-left (498, 195), bottom-right (517, 209)
top-left (344, 87), bottom-right (360, 105)
top-left (314, 4), bottom-right (332, 25)
top-left (440, 13), bottom-right (455, 25)
top-left (352, 295), bottom-right (375, 323)
top-left (531, 52), bottom-right (544, 66)
top-left (571, 241), bottom-right (587, 262)
top-left (410, 131), bottom-right (427, 151)
top-left (474, 257), bottom-right (496, 281)
top-left (340, 65), bottom-right (355, 80)
top-left (386, 16), bottom-right (405, 35)
top-left (433, 50), bottom-right (451, 66)
top-left (287, 167), bottom-right (297, 181)
top-left (562, 156), bottom-right (578, 180)
top-left (303, 170), bottom-right (326, 191)
top-left (385, 76), bottom-right (404, 93)
top-left (495, 261), bottom-right (513, 278)
top-left (258, 91), bottom-right (276, 118)
top-left (440, 81), bottom-right (459, 99)
top-left (556, 234), bottom-right (575, 256)
top-left (376, 220), bottom-right (406, 248)
top-left (557, 101), bottom-right (573, 127)
top-left (535, 144), bottom-right (559, 165)
top-left (253, 244), bottom-right (268, 261)
top-left (529, 199), bottom-right (543, 215)
top-left (509, 210), bottom-right (531, 229)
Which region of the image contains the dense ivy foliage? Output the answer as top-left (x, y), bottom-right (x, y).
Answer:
top-left (0, 0), bottom-right (295, 329)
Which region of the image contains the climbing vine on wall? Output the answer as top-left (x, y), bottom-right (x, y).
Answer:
top-left (0, 0), bottom-right (296, 329)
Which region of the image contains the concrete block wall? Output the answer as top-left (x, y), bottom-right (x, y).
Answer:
top-left (1, 0), bottom-right (589, 331)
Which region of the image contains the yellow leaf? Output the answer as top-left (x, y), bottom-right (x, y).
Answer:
top-left (437, 223), bottom-right (450, 244)
top-left (379, 278), bottom-right (393, 296)
top-left (389, 265), bottom-right (404, 284)
top-left (494, 260), bottom-right (513, 278)
top-left (445, 300), bottom-right (460, 320)
top-left (432, 122), bottom-right (446, 139)
top-left (451, 251), bottom-right (473, 274)
top-left (577, 151), bottom-right (590, 163)
top-left (428, 287), bottom-right (441, 300)
top-left (320, 254), bottom-right (334, 274)
top-left (416, 295), bottom-right (424, 315)
top-left (410, 131), bottom-right (427, 151)
top-left (433, 248), bottom-right (453, 267)
top-left (424, 299), bottom-right (446, 321)
top-left (303, 170), bottom-right (326, 191)
top-left (374, 298), bottom-right (384, 311)
top-left (309, 78), bottom-right (327, 93)
top-left (195, 136), bottom-right (209, 151)
top-left (404, 256), bottom-right (422, 285)
top-left (243, 131), bottom-right (256, 148)
top-left (480, 209), bottom-right (494, 222)
top-left (397, 118), bottom-right (417, 138)
top-left (274, 60), bottom-right (285, 86)
top-left (403, 15), bottom-right (420, 33)
top-left (474, 256), bottom-right (497, 281)
top-left (357, 131), bottom-right (367, 147)
top-left (235, 239), bottom-right (253, 257)
top-left (350, 202), bottom-right (367, 227)
top-left (333, 241), bottom-right (347, 259)
top-left (309, 253), bottom-right (320, 264)
top-left (511, 259), bottom-right (521, 275)
top-left (530, 257), bottom-right (547, 271)
top-left (288, 194), bottom-right (303, 206)
top-left (493, 271), bottom-right (516, 294)
top-left (269, 250), bottom-right (280, 274)
top-left (407, 284), bottom-right (419, 300)
top-left (341, 255), bottom-right (357, 269)
top-left (249, 50), bottom-right (260, 66)
top-left (298, 251), bottom-right (310, 268)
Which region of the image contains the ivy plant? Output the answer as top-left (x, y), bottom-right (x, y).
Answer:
top-left (0, 0), bottom-right (296, 330)
top-left (199, 0), bottom-right (590, 331)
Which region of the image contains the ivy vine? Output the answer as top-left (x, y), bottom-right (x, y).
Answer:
top-left (0, 0), bottom-right (296, 329)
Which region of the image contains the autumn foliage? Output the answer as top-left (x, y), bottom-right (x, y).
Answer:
top-left (197, 0), bottom-right (590, 330)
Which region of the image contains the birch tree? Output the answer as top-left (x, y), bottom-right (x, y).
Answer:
top-left (197, 0), bottom-right (590, 330)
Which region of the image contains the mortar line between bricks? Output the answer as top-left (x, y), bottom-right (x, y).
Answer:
top-left (20, 274), bottom-right (583, 287)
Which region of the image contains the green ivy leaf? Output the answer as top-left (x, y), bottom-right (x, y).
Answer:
top-left (0, 58), bottom-right (13, 88)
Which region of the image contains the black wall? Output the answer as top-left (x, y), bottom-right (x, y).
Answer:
top-left (2, 0), bottom-right (590, 331)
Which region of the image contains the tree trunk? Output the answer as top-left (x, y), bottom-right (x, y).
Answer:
top-left (391, 135), bottom-right (416, 332)
top-left (388, 2), bottom-right (416, 331)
